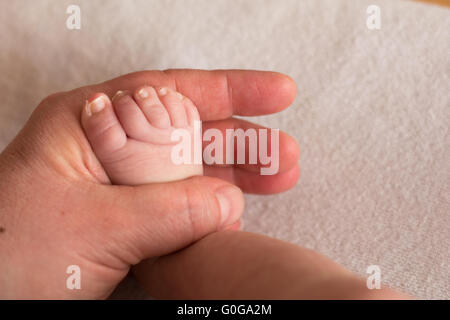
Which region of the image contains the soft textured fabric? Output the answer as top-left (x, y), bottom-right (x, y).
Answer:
top-left (0, 0), bottom-right (448, 299)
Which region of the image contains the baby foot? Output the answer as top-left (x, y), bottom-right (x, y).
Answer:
top-left (81, 86), bottom-right (203, 185)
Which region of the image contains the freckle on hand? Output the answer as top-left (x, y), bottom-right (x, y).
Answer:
top-left (0, 227), bottom-right (5, 233)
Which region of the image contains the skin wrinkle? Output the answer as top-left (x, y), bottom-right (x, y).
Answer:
top-left (225, 73), bottom-right (234, 118)
top-left (162, 70), bottom-right (233, 120)
top-left (230, 117), bottom-right (238, 186)
top-left (79, 138), bottom-right (111, 184)
top-left (184, 181), bottom-right (203, 244)
top-left (193, 74), bottom-right (213, 119)
top-left (252, 79), bottom-right (265, 112)
top-left (80, 188), bottom-right (140, 268)
top-left (32, 100), bottom-right (93, 182)
top-left (167, 70), bottom-right (180, 94)
top-left (180, 179), bottom-right (222, 243)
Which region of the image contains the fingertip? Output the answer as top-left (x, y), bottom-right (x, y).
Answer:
top-left (271, 164), bottom-right (301, 194)
top-left (264, 164), bottom-right (300, 194)
top-left (291, 164), bottom-right (301, 185)
top-left (242, 71), bottom-right (298, 116)
top-left (222, 219), bottom-right (243, 231)
top-left (273, 72), bottom-right (298, 110)
top-left (280, 131), bottom-right (301, 168)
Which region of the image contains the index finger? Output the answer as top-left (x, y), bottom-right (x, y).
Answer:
top-left (93, 69), bottom-right (297, 121)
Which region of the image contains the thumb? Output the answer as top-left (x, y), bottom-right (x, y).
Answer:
top-left (105, 176), bottom-right (244, 262)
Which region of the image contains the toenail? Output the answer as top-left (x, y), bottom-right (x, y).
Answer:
top-left (158, 87), bottom-right (168, 96)
top-left (137, 88), bottom-right (149, 99)
top-left (86, 96), bottom-right (105, 116)
top-left (112, 90), bottom-right (126, 101)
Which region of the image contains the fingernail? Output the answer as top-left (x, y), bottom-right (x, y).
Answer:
top-left (112, 90), bottom-right (126, 102)
top-left (176, 92), bottom-right (183, 100)
top-left (158, 87), bottom-right (168, 96)
top-left (85, 96), bottom-right (105, 116)
top-left (223, 219), bottom-right (243, 231)
top-left (215, 185), bottom-right (243, 228)
top-left (137, 87), bottom-right (149, 99)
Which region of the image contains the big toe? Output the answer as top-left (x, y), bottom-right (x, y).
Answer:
top-left (81, 93), bottom-right (127, 159)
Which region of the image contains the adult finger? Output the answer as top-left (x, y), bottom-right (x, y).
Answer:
top-left (77, 69), bottom-right (297, 120)
top-left (202, 118), bottom-right (300, 174)
top-left (99, 176), bottom-right (245, 262)
top-left (204, 164), bottom-right (300, 194)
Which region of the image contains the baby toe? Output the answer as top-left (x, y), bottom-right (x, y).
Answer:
top-left (112, 91), bottom-right (151, 141)
top-left (183, 96), bottom-right (201, 126)
top-left (157, 87), bottom-right (188, 128)
top-left (134, 86), bottom-right (171, 129)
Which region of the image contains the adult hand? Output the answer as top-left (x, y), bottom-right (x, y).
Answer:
top-left (135, 231), bottom-right (409, 299)
top-left (0, 69), bottom-right (299, 299)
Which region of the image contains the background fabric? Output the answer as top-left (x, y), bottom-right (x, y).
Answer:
top-left (0, 0), bottom-right (448, 299)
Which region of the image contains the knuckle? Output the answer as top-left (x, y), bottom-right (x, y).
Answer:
top-left (39, 92), bottom-right (64, 108)
top-left (183, 180), bottom-right (219, 238)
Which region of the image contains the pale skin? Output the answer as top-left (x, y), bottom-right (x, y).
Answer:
top-left (0, 69), bottom-right (408, 299)
top-left (80, 87), bottom-right (204, 185)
